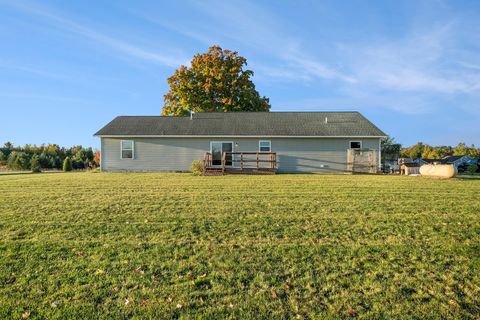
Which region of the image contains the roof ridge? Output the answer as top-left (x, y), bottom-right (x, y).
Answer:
top-left (115, 115), bottom-right (192, 119)
top-left (116, 111), bottom-right (362, 118)
top-left (196, 111), bottom-right (360, 113)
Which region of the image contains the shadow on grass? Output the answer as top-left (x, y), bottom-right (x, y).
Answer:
top-left (0, 171), bottom-right (33, 176)
top-left (0, 171), bottom-right (64, 176)
top-left (456, 175), bottom-right (480, 181)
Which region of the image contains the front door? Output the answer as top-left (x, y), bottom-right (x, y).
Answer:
top-left (211, 142), bottom-right (233, 166)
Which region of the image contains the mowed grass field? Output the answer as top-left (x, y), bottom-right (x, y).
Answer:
top-left (0, 173), bottom-right (479, 319)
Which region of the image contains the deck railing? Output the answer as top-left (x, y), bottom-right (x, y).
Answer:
top-left (204, 152), bottom-right (213, 168)
top-left (204, 151), bottom-right (277, 173)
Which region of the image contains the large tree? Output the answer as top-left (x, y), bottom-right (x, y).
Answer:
top-left (162, 46), bottom-right (270, 116)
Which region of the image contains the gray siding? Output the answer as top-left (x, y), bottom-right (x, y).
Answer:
top-left (100, 137), bottom-right (381, 173)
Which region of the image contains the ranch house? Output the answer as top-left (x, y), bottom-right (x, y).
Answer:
top-left (94, 112), bottom-right (386, 174)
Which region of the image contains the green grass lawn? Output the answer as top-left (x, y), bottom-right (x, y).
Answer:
top-left (0, 173), bottom-right (479, 319)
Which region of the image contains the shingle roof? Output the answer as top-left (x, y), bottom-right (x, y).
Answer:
top-left (441, 156), bottom-right (465, 163)
top-left (94, 112), bottom-right (386, 137)
top-left (420, 156), bottom-right (470, 164)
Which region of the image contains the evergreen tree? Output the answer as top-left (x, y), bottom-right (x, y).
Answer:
top-left (31, 155), bottom-right (41, 173)
top-left (63, 157), bottom-right (73, 172)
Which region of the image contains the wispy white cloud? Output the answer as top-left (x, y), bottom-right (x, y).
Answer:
top-left (457, 61), bottom-right (480, 71)
top-left (132, 0), bottom-right (355, 83)
top-left (130, 11), bottom-right (219, 46)
top-left (207, 3), bottom-right (477, 93)
top-left (2, 1), bottom-right (188, 68)
top-left (251, 65), bottom-right (312, 83)
top-left (130, 0), bottom-right (480, 119)
top-left (276, 92), bottom-right (435, 115)
top-left (13, 0), bottom-right (477, 116)
top-left (0, 91), bottom-right (88, 103)
top-left (347, 21), bottom-right (480, 95)
top-left (196, 0), bottom-right (357, 83)
top-left (0, 61), bottom-right (66, 79)
top-left (282, 52), bottom-right (357, 83)
top-left (272, 18), bottom-right (480, 115)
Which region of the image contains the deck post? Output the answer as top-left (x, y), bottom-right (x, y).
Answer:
top-left (222, 152), bottom-right (225, 173)
top-left (241, 153), bottom-right (243, 171)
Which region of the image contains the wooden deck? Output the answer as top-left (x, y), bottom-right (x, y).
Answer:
top-left (204, 152), bottom-right (277, 175)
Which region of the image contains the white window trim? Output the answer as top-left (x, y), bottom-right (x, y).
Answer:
top-left (120, 140), bottom-right (134, 159)
top-left (349, 141), bottom-right (362, 149)
top-left (259, 140), bottom-right (271, 152)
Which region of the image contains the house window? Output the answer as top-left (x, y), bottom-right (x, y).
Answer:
top-left (350, 141), bottom-right (362, 149)
top-left (259, 140), bottom-right (271, 152)
top-left (121, 140), bottom-right (134, 159)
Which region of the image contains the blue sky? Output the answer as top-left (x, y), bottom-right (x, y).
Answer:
top-left (1, 0), bottom-right (479, 149)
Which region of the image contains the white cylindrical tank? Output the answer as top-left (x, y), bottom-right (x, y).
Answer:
top-left (419, 164), bottom-right (457, 178)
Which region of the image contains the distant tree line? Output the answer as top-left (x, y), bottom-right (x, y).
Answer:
top-left (0, 142), bottom-right (100, 171)
top-left (400, 142), bottom-right (480, 159)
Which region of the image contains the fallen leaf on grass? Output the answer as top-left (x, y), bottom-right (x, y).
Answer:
top-left (134, 267), bottom-right (145, 274)
top-left (125, 298), bottom-right (131, 306)
top-left (176, 303), bottom-right (183, 309)
top-left (22, 311), bottom-right (30, 319)
top-left (77, 251), bottom-right (84, 257)
top-left (95, 269), bottom-right (104, 275)
top-left (167, 297), bottom-right (173, 304)
top-left (347, 306), bottom-right (358, 317)
top-left (141, 299), bottom-right (148, 306)
top-left (271, 291), bottom-right (277, 299)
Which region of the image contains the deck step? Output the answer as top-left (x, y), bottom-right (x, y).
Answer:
top-left (204, 168), bottom-right (224, 176)
top-left (224, 169), bottom-right (275, 175)
top-left (204, 167), bottom-right (276, 175)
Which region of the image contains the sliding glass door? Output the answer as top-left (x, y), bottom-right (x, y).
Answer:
top-left (211, 142), bottom-right (233, 166)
